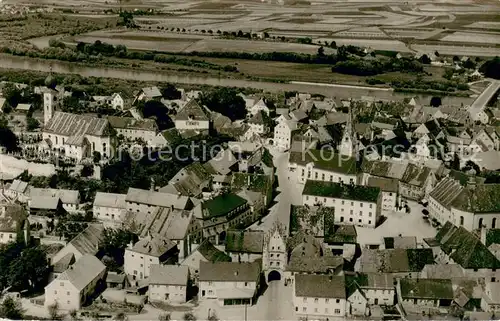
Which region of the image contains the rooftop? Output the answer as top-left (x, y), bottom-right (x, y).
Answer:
top-left (289, 149), bottom-right (357, 175)
top-left (202, 193), bottom-right (247, 219)
top-left (452, 184), bottom-right (500, 213)
top-left (29, 187), bottom-right (80, 204)
top-left (360, 248), bottom-right (434, 273)
top-left (68, 224), bottom-right (104, 256)
top-left (56, 255), bottom-right (106, 291)
top-left (107, 116), bottom-right (158, 132)
top-left (93, 192), bottom-right (126, 209)
top-left (128, 236), bottom-right (177, 257)
top-left (295, 274), bottom-right (345, 299)
top-left (44, 111), bottom-right (110, 138)
top-left (225, 230), bottom-right (264, 254)
top-left (199, 261), bottom-right (260, 282)
top-left (303, 180), bottom-right (380, 203)
top-left (400, 278), bottom-right (454, 300)
top-left (149, 264), bottom-right (189, 286)
top-left (193, 240), bottom-right (231, 263)
top-left (367, 177), bottom-right (399, 193)
top-left (125, 188), bottom-right (191, 210)
top-left (175, 99), bottom-right (209, 122)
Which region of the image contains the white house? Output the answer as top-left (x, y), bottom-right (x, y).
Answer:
top-left (135, 86), bottom-right (162, 102)
top-left (5, 180), bottom-right (29, 202)
top-left (44, 255), bottom-right (107, 311)
top-left (107, 116), bottom-right (158, 146)
top-left (181, 240), bottom-right (231, 276)
top-left (288, 149), bottom-right (358, 184)
top-left (110, 92), bottom-right (132, 111)
top-left (366, 177), bottom-right (398, 213)
top-left (248, 98), bottom-right (270, 116)
top-left (199, 261), bottom-right (261, 306)
top-left (273, 115), bottom-right (297, 151)
top-left (124, 236), bottom-right (178, 281)
top-left (0, 204), bottom-right (26, 244)
top-left (302, 180), bottom-right (381, 228)
top-left (125, 188), bottom-right (192, 214)
top-left (398, 278), bottom-right (454, 313)
top-left (93, 192), bottom-right (127, 228)
top-left (246, 111), bottom-right (268, 137)
top-left (148, 264), bottom-right (189, 303)
top-left (293, 274), bottom-right (346, 318)
top-left (481, 281), bottom-right (500, 313)
top-left (174, 100), bottom-right (210, 136)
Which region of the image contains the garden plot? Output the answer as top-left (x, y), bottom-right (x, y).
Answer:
top-left (412, 44), bottom-right (500, 57)
top-left (182, 38), bottom-right (334, 54)
top-left (384, 28), bottom-right (444, 40)
top-left (466, 22), bottom-right (500, 29)
top-left (73, 35), bottom-right (198, 52)
top-left (315, 38), bottom-right (411, 52)
top-left (441, 31), bottom-right (500, 44)
top-left (334, 26), bottom-right (388, 39)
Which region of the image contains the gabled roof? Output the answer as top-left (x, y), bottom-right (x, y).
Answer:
top-left (199, 261), bottom-right (260, 282)
top-left (125, 188), bottom-right (191, 209)
top-left (8, 180), bottom-right (28, 194)
top-left (429, 177), bottom-right (464, 210)
top-left (225, 230), bottom-right (264, 254)
top-left (175, 100), bottom-right (209, 122)
top-left (202, 193), bottom-right (247, 218)
top-left (207, 148), bottom-right (238, 175)
top-left (303, 180), bottom-right (380, 203)
top-left (56, 255), bottom-right (106, 292)
top-left (108, 116), bottom-right (158, 132)
top-left (68, 224), bottom-right (104, 256)
top-left (360, 248), bottom-right (434, 273)
top-left (452, 184), bottom-right (500, 213)
top-left (141, 86), bottom-right (161, 98)
top-left (44, 112), bottom-right (110, 137)
top-left (289, 149), bottom-right (357, 175)
top-left (367, 177), bottom-right (398, 193)
top-left (94, 192), bottom-right (126, 209)
top-left (149, 264), bottom-right (189, 286)
top-left (295, 275), bottom-right (345, 299)
top-left (400, 279), bottom-right (453, 300)
top-left (401, 164), bottom-right (431, 187)
top-left (165, 162), bottom-right (212, 197)
top-left (128, 236), bottom-right (177, 257)
top-left (195, 239), bottom-right (231, 263)
top-left (29, 187), bottom-right (80, 204)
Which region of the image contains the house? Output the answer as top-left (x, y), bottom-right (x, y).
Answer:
top-left (124, 235), bottom-right (178, 281)
top-left (302, 180), bottom-right (381, 228)
top-left (199, 261), bottom-right (261, 306)
top-left (0, 204), bottom-right (27, 244)
top-left (247, 111), bottom-right (269, 137)
top-left (383, 236), bottom-right (417, 249)
top-left (42, 111), bottom-right (114, 161)
top-left (428, 178), bottom-right (500, 231)
top-left (420, 264), bottom-right (465, 281)
top-left (148, 265), bottom-right (189, 303)
top-left (107, 116), bottom-right (158, 146)
top-left (359, 248), bottom-right (435, 278)
top-left (125, 188), bottom-right (193, 214)
top-left (196, 193), bottom-right (252, 244)
top-left (5, 179), bottom-right (28, 202)
top-left (273, 115), bottom-right (297, 151)
top-left (349, 273), bottom-right (395, 306)
top-left (324, 225), bottom-right (357, 261)
top-left (227, 141), bottom-right (263, 173)
top-left (481, 281), bottom-right (500, 313)
top-left (151, 128), bottom-right (182, 149)
top-left (51, 224), bottom-right (104, 266)
top-left (136, 86), bottom-right (162, 102)
top-left (289, 149), bottom-right (358, 184)
top-left (174, 99), bottom-right (210, 136)
top-left (398, 278), bottom-right (453, 312)
top-left (106, 272), bottom-right (129, 289)
top-left (44, 255), bottom-right (107, 311)
top-left (225, 230), bottom-right (264, 263)
top-left (29, 187), bottom-right (80, 213)
top-left (124, 206), bottom-right (199, 260)
top-left (206, 148), bottom-right (238, 176)
top-left (181, 240), bottom-right (231, 276)
top-left (248, 98), bottom-right (270, 116)
top-left (366, 177), bottom-right (398, 213)
top-left (28, 195), bottom-right (65, 217)
top-left (346, 275), bottom-right (369, 316)
top-left (293, 274), bottom-right (346, 318)
top-left (110, 92), bottom-right (132, 111)
top-left (93, 192), bottom-right (126, 228)
top-left (431, 222), bottom-right (500, 281)
top-left (15, 103), bottom-right (32, 114)
top-left (162, 162), bottom-right (212, 197)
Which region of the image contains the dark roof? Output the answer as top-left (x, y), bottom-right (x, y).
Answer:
top-left (452, 184), bottom-right (500, 213)
top-left (199, 261), bottom-right (260, 282)
top-left (429, 177), bottom-right (464, 210)
top-left (325, 225), bottom-right (357, 244)
top-left (196, 240), bottom-right (231, 263)
top-left (367, 177), bottom-right (398, 193)
top-left (360, 248), bottom-right (434, 273)
top-left (401, 164), bottom-right (431, 187)
top-left (175, 100), bottom-right (209, 121)
top-left (225, 230), bottom-right (264, 254)
top-left (400, 279), bottom-right (453, 300)
top-left (107, 116), bottom-right (158, 131)
top-left (202, 193), bottom-right (248, 218)
top-left (303, 180), bottom-right (380, 203)
top-left (295, 274), bottom-right (346, 299)
top-left (437, 223), bottom-right (500, 269)
top-left (288, 256), bottom-right (343, 274)
top-left (289, 149), bottom-right (357, 175)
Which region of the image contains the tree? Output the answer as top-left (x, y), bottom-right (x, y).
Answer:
top-left (93, 151), bottom-right (102, 163)
top-left (27, 117), bottom-right (40, 131)
top-left (48, 302), bottom-right (61, 320)
top-left (69, 309), bottom-right (79, 321)
top-left (198, 87), bottom-right (246, 121)
top-left (434, 50), bottom-right (440, 57)
top-left (330, 41), bottom-right (337, 48)
top-left (183, 312), bottom-right (196, 321)
top-left (8, 246), bottom-right (50, 291)
top-left (100, 229), bottom-right (138, 271)
top-left (0, 117), bottom-right (19, 152)
top-left (463, 58), bottom-right (476, 70)
top-left (430, 96), bottom-right (442, 107)
top-left (0, 297), bottom-right (23, 320)
top-left (159, 313), bottom-right (171, 321)
top-left (479, 57), bottom-right (500, 80)
top-left (114, 312), bottom-right (127, 321)
top-left (161, 84), bottom-right (182, 100)
top-left (317, 46), bottom-right (325, 57)
top-left (419, 54), bottom-right (431, 64)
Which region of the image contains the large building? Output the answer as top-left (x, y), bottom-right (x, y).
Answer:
top-left (302, 180), bottom-right (381, 228)
top-left (273, 115), bottom-right (297, 151)
top-left (107, 116), bottom-right (158, 146)
top-left (93, 192), bottom-right (127, 228)
top-left (148, 265), bottom-right (189, 303)
top-left (174, 100), bottom-right (210, 136)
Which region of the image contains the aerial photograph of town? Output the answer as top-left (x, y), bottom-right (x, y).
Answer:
top-left (0, 0), bottom-right (499, 319)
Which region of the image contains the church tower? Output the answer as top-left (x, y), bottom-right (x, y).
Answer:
top-left (43, 89), bottom-right (55, 126)
top-left (339, 102), bottom-right (356, 157)
top-left (262, 221), bottom-right (287, 283)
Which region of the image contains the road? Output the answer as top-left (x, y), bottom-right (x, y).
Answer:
top-left (248, 147), bottom-right (303, 235)
top-left (469, 79), bottom-right (500, 110)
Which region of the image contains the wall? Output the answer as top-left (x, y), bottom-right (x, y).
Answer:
top-left (124, 249), bottom-right (160, 280)
top-left (94, 205), bottom-right (126, 228)
top-left (149, 284), bottom-right (187, 303)
top-left (292, 162), bottom-right (358, 185)
top-left (294, 296), bottom-right (346, 318)
top-left (175, 120), bottom-right (210, 131)
top-left (45, 280), bottom-right (81, 311)
top-left (363, 288), bottom-right (395, 306)
top-left (302, 194), bottom-right (378, 228)
top-left (228, 252), bottom-right (262, 263)
top-left (380, 191), bottom-right (397, 213)
top-left (0, 231), bottom-right (16, 244)
top-left (199, 280), bottom-right (257, 299)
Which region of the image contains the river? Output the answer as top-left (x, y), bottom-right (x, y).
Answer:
top-left (0, 54), bottom-right (474, 105)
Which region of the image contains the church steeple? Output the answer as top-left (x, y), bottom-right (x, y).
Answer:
top-left (339, 101), bottom-right (356, 157)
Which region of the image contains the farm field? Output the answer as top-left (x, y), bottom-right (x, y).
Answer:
top-left (441, 31), bottom-right (500, 44)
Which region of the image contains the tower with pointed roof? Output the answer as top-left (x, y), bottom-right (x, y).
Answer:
top-left (339, 102), bottom-right (356, 158)
top-left (262, 221), bottom-right (287, 282)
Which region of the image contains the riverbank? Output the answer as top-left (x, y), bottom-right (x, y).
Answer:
top-left (0, 54), bottom-right (475, 105)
